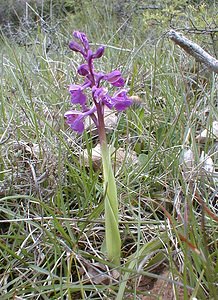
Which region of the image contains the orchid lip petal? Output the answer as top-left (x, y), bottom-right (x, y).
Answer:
top-left (110, 89), bottom-right (133, 111)
top-left (64, 105), bottom-right (97, 134)
top-left (114, 99), bottom-right (132, 110)
top-left (64, 110), bottom-right (84, 133)
top-left (69, 84), bottom-right (87, 105)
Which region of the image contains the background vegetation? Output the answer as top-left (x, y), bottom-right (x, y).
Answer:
top-left (0, 0), bottom-right (217, 299)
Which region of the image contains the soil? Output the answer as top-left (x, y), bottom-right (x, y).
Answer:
top-left (137, 268), bottom-right (185, 300)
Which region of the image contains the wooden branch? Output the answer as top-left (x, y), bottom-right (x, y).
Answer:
top-left (168, 29), bottom-right (218, 73)
top-left (172, 28), bottom-right (218, 34)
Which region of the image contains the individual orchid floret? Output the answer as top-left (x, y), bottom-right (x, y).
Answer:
top-left (68, 84), bottom-right (87, 106)
top-left (94, 70), bottom-right (125, 88)
top-left (64, 110), bottom-right (85, 133)
top-left (92, 87), bottom-right (132, 111)
top-left (64, 106), bottom-right (96, 134)
top-left (104, 70), bottom-right (125, 87)
top-left (111, 90), bottom-right (133, 111)
top-left (68, 80), bottom-right (92, 106)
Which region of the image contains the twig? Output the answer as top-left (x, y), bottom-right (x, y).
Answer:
top-left (173, 28), bottom-right (218, 34)
top-left (168, 29), bottom-right (218, 73)
top-left (0, 216), bottom-right (166, 225)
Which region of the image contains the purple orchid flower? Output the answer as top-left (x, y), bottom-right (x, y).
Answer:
top-left (104, 70), bottom-right (125, 87)
top-left (65, 105), bottom-right (97, 134)
top-left (64, 110), bottom-right (85, 133)
top-left (73, 31), bottom-right (90, 51)
top-left (68, 84), bottom-right (87, 105)
top-left (92, 87), bottom-right (131, 111)
top-left (111, 90), bottom-right (133, 110)
top-left (65, 31), bottom-right (132, 134)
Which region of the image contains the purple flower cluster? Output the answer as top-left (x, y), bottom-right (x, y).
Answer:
top-left (65, 31), bottom-right (132, 133)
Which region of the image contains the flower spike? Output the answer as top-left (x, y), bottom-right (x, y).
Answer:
top-left (65, 31), bottom-right (133, 266)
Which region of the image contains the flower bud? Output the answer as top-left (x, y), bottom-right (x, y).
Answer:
top-left (92, 46), bottom-right (105, 59)
top-left (78, 64), bottom-right (89, 76)
top-left (73, 31), bottom-right (89, 50)
top-left (69, 41), bottom-right (84, 54)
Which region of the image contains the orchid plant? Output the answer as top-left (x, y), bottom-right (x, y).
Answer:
top-left (65, 31), bottom-right (132, 265)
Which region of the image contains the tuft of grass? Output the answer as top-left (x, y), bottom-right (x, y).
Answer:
top-left (0, 0), bottom-right (217, 299)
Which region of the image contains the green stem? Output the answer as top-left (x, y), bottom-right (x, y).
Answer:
top-left (101, 142), bottom-right (121, 265)
top-left (96, 104), bottom-right (121, 266)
